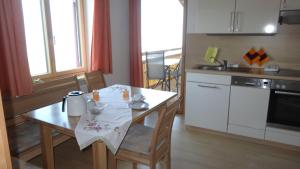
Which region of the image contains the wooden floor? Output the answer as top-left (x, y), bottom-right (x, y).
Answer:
top-left (29, 114), bottom-right (300, 169)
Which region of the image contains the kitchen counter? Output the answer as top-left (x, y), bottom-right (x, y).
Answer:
top-left (186, 67), bottom-right (300, 81)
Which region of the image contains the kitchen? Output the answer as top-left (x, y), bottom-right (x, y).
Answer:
top-left (184, 0), bottom-right (300, 149)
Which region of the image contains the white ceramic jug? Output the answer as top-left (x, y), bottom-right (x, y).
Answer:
top-left (62, 91), bottom-right (87, 116)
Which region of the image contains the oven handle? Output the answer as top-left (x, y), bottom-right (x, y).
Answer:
top-left (275, 91), bottom-right (300, 96)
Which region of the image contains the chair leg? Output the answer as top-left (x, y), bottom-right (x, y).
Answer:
top-left (176, 77), bottom-right (179, 93)
top-left (108, 151), bottom-right (117, 169)
top-left (133, 162), bottom-right (137, 169)
top-left (164, 151), bottom-right (171, 169)
top-left (149, 163), bottom-right (156, 169)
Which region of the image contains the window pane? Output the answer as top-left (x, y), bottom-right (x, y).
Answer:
top-left (49, 0), bottom-right (82, 72)
top-left (141, 0), bottom-right (183, 52)
top-left (22, 0), bottom-right (48, 76)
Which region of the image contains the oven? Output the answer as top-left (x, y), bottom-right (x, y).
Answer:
top-left (267, 80), bottom-right (300, 130)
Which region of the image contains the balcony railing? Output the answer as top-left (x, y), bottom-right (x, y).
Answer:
top-left (142, 48), bottom-right (182, 63)
top-left (142, 48), bottom-right (182, 89)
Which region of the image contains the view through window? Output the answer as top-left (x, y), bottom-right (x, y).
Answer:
top-left (141, 0), bottom-right (183, 53)
top-left (22, 0), bottom-right (48, 76)
top-left (141, 0), bottom-right (183, 92)
top-left (22, 0), bottom-right (83, 77)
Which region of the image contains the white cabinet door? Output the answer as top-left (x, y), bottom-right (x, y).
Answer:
top-left (229, 86), bottom-right (270, 129)
top-left (187, 0), bottom-right (236, 33)
top-left (185, 81), bottom-right (230, 132)
top-left (235, 0), bottom-right (281, 34)
top-left (281, 0), bottom-right (300, 10)
top-left (228, 86), bottom-right (270, 139)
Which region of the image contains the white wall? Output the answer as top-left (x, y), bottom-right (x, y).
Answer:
top-left (84, 0), bottom-right (130, 86)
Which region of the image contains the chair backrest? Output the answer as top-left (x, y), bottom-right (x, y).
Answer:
top-left (149, 99), bottom-right (179, 161)
top-left (146, 51), bottom-right (166, 80)
top-left (84, 71), bottom-right (106, 93)
top-left (3, 76), bottom-right (80, 121)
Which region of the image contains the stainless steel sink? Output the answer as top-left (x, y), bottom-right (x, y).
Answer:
top-left (196, 65), bottom-right (226, 71)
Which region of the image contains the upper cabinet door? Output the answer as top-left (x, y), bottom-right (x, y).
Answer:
top-left (235, 0), bottom-right (281, 34)
top-left (187, 0), bottom-right (236, 34)
top-left (281, 0), bottom-right (300, 10)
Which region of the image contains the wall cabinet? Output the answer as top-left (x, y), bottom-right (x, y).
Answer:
top-left (187, 0), bottom-right (235, 34)
top-left (187, 0), bottom-right (281, 34)
top-left (281, 0), bottom-right (300, 10)
top-left (185, 73), bottom-right (231, 132)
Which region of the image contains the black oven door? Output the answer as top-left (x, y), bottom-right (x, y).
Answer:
top-left (267, 90), bottom-right (300, 129)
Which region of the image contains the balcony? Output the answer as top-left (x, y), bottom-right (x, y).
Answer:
top-left (142, 48), bottom-right (182, 92)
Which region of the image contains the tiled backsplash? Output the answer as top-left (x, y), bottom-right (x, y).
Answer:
top-left (185, 25), bottom-right (300, 70)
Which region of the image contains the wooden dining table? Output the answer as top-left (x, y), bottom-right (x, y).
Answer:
top-left (23, 86), bottom-right (177, 169)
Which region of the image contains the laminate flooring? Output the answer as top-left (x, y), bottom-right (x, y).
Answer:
top-left (29, 114), bottom-right (300, 169)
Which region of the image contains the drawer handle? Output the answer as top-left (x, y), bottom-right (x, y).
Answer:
top-left (244, 82), bottom-right (256, 86)
top-left (275, 91), bottom-right (300, 96)
top-left (197, 84), bottom-right (219, 89)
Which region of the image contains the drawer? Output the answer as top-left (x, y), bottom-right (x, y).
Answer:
top-left (186, 72), bottom-right (231, 85)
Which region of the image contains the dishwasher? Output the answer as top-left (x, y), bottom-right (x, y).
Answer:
top-left (228, 76), bottom-right (271, 139)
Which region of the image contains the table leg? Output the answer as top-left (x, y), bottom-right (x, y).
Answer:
top-left (40, 124), bottom-right (54, 169)
top-left (92, 141), bottom-right (107, 169)
top-left (107, 149), bottom-right (117, 169)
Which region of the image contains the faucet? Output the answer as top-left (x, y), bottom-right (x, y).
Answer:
top-left (216, 59), bottom-right (228, 70)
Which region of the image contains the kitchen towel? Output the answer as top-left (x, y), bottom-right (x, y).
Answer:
top-left (255, 48), bottom-right (270, 66)
top-left (243, 48), bottom-right (258, 65)
top-left (204, 47), bottom-right (218, 64)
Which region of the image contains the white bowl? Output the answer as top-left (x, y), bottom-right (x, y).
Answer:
top-left (89, 102), bottom-right (107, 114)
top-left (132, 94), bottom-right (145, 102)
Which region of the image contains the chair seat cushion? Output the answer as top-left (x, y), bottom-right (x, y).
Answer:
top-left (120, 124), bottom-right (153, 155)
top-left (7, 121), bottom-right (59, 155)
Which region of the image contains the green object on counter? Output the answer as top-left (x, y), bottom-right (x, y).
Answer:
top-left (204, 47), bottom-right (218, 64)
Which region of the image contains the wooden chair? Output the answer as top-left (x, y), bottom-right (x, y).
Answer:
top-left (12, 157), bottom-right (41, 169)
top-left (3, 76), bottom-right (80, 161)
top-left (145, 51), bottom-right (167, 90)
top-left (84, 71), bottom-right (106, 92)
top-left (111, 99), bottom-right (179, 169)
top-left (0, 90), bottom-right (13, 169)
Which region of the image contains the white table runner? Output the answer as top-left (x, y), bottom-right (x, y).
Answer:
top-left (75, 85), bottom-right (132, 154)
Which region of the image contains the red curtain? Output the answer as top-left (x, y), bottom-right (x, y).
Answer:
top-left (0, 0), bottom-right (32, 97)
top-left (129, 0), bottom-right (143, 87)
top-left (90, 0), bottom-right (112, 74)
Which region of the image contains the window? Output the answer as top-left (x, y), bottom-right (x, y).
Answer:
top-left (21, 0), bottom-right (86, 78)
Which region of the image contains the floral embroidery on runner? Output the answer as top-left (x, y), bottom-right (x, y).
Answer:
top-left (83, 119), bottom-right (122, 137)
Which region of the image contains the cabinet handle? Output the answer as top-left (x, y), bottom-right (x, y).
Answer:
top-left (282, 0), bottom-right (287, 9)
top-left (197, 84), bottom-right (219, 89)
top-left (244, 82), bottom-right (256, 86)
top-left (234, 12), bottom-right (240, 32)
top-left (230, 11), bottom-right (234, 32)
